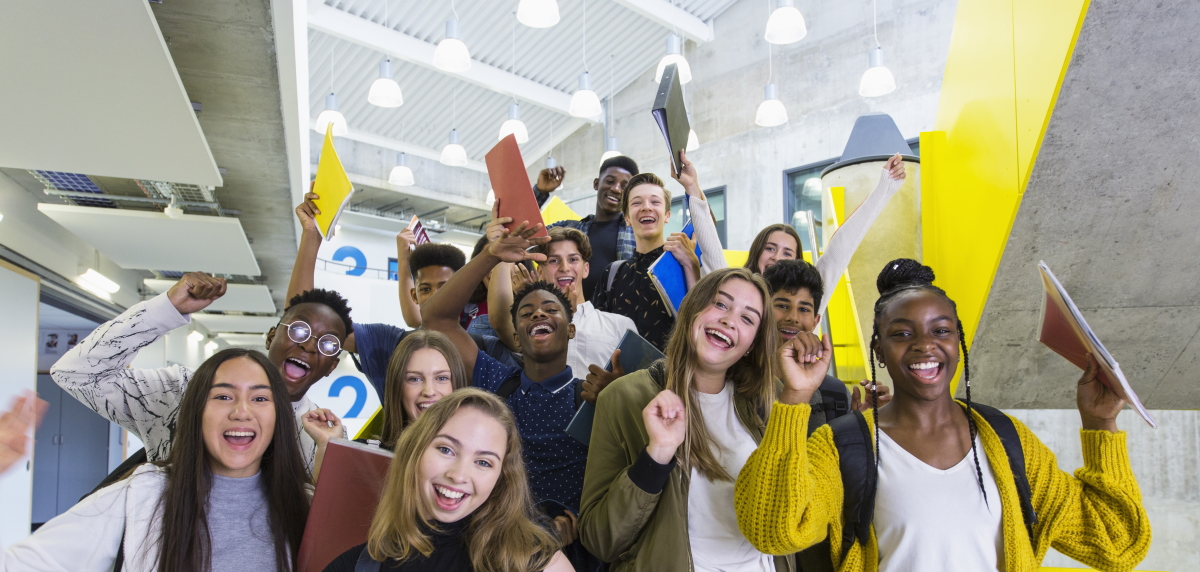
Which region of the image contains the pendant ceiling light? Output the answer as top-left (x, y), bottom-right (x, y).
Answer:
top-left (765, 0), bottom-right (807, 45)
top-left (654, 34), bottom-right (692, 84)
top-left (686, 113), bottom-right (699, 151)
top-left (389, 152), bottom-right (415, 186)
top-left (859, 0), bottom-right (896, 97)
top-left (601, 137), bottom-right (621, 161)
top-left (569, 0), bottom-right (602, 118)
top-left (498, 15), bottom-right (529, 143)
top-left (755, 40), bottom-right (787, 127)
top-left (517, 0), bottom-right (559, 28)
top-left (314, 48), bottom-right (348, 135)
top-left (433, 8), bottom-right (471, 73)
top-left (440, 129), bottom-right (468, 166)
top-left (368, 59), bottom-right (404, 107)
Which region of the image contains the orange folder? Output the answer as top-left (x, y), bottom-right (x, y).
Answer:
top-left (296, 439), bottom-right (394, 572)
top-left (485, 134), bottom-right (547, 238)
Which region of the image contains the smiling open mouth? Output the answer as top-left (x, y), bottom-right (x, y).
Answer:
top-left (605, 193), bottom-right (620, 204)
top-left (433, 484), bottom-right (468, 511)
top-left (223, 430), bottom-right (256, 446)
top-left (778, 327), bottom-right (800, 339)
top-left (908, 361), bottom-right (943, 380)
top-left (705, 328), bottom-right (733, 349)
top-left (283, 357), bottom-right (310, 380)
top-left (556, 277), bottom-right (574, 289)
top-left (638, 216), bottom-right (656, 224)
top-left (529, 322), bottom-right (556, 339)
top-left (416, 400), bottom-right (437, 412)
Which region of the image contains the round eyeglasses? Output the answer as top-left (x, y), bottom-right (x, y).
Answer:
top-left (283, 320), bottom-right (342, 356)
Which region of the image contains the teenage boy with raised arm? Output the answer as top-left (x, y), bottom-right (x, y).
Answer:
top-left (591, 172), bottom-right (701, 351)
top-left (289, 192), bottom-right (517, 399)
top-left (532, 156), bottom-right (640, 300)
top-left (422, 220), bottom-right (602, 571)
top-left (51, 272), bottom-right (352, 474)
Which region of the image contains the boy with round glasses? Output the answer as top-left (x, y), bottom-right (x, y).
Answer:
top-left (50, 272), bottom-right (354, 475)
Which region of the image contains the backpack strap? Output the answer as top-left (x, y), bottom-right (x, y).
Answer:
top-left (605, 260), bottom-right (625, 292)
top-left (469, 332), bottom-right (489, 353)
top-left (495, 372), bottom-right (523, 400)
top-left (815, 389), bottom-right (851, 419)
top-left (354, 545), bottom-right (383, 572)
top-left (828, 410), bottom-right (876, 558)
top-left (962, 400), bottom-right (1038, 539)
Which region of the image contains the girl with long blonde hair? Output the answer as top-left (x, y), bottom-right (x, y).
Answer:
top-left (322, 388), bottom-right (573, 572)
top-left (578, 267), bottom-right (790, 572)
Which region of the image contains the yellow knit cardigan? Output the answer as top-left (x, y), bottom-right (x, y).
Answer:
top-left (734, 402), bottom-right (1151, 572)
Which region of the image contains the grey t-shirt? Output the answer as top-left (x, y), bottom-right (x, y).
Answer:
top-left (208, 472), bottom-right (279, 571)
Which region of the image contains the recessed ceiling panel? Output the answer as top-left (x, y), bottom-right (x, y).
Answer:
top-left (192, 314), bottom-right (280, 334)
top-left (37, 204), bottom-right (260, 276)
top-left (0, 0), bottom-right (222, 186)
top-left (143, 280), bottom-right (276, 314)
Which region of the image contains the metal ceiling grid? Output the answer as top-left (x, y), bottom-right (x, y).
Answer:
top-left (310, 0), bottom-right (738, 161)
top-left (32, 170), bottom-right (115, 208)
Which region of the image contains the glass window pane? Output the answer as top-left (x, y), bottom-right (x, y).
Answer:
top-left (667, 188), bottom-right (726, 249)
top-left (785, 165), bottom-right (829, 254)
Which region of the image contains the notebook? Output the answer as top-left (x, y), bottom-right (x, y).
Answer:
top-left (311, 124), bottom-right (357, 241)
top-left (406, 215), bottom-right (432, 250)
top-left (647, 221), bottom-right (700, 316)
top-left (295, 439), bottom-right (394, 572)
top-left (564, 330), bottom-right (666, 445)
top-left (1037, 261), bottom-right (1155, 428)
top-left (651, 62), bottom-right (690, 175)
top-left (485, 134), bottom-right (548, 238)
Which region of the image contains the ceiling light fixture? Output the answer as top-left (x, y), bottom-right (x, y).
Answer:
top-left (314, 47), bottom-right (348, 135)
top-left (188, 330), bottom-right (205, 343)
top-left (654, 34), bottom-right (692, 84)
top-left (600, 55), bottom-right (620, 161)
top-left (859, 0), bottom-right (896, 97)
top-left (498, 15), bottom-right (529, 143)
top-left (601, 137), bottom-right (621, 161)
top-left (570, 0), bottom-right (602, 118)
top-left (205, 340), bottom-right (219, 355)
top-left (433, 6), bottom-right (471, 73)
top-left (687, 113), bottom-right (700, 151)
top-left (765, 0), bottom-right (807, 45)
top-left (368, 59), bottom-right (404, 107)
top-left (517, 0), bottom-right (559, 28)
top-left (389, 152), bottom-right (415, 186)
top-left (756, 37), bottom-right (788, 127)
top-left (441, 129), bottom-right (468, 167)
top-left (78, 268), bottom-right (120, 294)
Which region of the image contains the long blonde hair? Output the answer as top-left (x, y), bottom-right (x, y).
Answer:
top-left (664, 267), bottom-right (778, 481)
top-left (380, 330), bottom-right (468, 448)
top-left (367, 388), bottom-right (559, 572)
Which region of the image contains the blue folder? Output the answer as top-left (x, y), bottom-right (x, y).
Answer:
top-left (647, 220), bottom-right (701, 316)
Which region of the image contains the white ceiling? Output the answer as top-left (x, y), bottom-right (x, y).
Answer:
top-left (37, 204), bottom-right (261, 276)
top-left (143, 280), bottom-right (277, 314)
top-left (307, 0), bottom-right (739, 164)
top-left (192, 314), bottom-right (281, 334)
top-left (0, 0), bottom-right (222, 187)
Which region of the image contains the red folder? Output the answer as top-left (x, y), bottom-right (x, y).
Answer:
top-left (485, 134), bottom-right (547, 238)
top-left (296, 439), bottom-right (394, 572)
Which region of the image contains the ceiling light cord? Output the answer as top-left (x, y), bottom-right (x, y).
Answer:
top-left (873, 0), bottom-right (880, 48)
top-left (582, 0), bottom-right (589, 72)
top-left (609, 54), bottom-right (615, 134)
top-left (451, 0), bottom-right (459, 21)
top-left (512, 11), bottom-right (519, 103)
top-left (765, 0), bottom-right (773, 84)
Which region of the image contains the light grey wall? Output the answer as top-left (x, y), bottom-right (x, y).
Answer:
top-left (525, 0), bottom-right (957, 249)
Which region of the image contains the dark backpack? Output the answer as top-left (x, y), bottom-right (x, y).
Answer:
top-left (796, 400), bottom-right (1038, 572)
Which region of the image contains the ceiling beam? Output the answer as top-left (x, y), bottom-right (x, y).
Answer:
top-left (315, 122), bottom-right (488, 173)
top-left (611, 0), bottom-right (714, 43)
top-left (308, 5), bottom-right (597, 122)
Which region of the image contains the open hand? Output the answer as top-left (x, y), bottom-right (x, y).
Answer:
top-left (510, 263), bottom-right (537, 296)
top-left (296, 184), bottom-right (321, 234)
top-left (537, 166), bottom-right (567, 193)
top-left (396, 228), bottom-right (417, 254)
top-left (563, 280), bottom-right (585, 312)
top-left (851, 379), bottom-right (893, 412)
top-left (301, 408), bottom-right (344, 445)
top-left (582, 349), bottom-right (625, 404)
top-left (1077, 353), bottom-right (1123, 432)
top-left (778, 332), bottom-right (833, 405)
top-left (485, 221), bottom-right (549, 264)
top-left (0, 391), bottom-right (48, 475)
top-left (643, 389), bottom-right (686, 464)
top-left (166, 272), bottom-right (228, 315)
top-left (883, 154), bottom-right (905, 181)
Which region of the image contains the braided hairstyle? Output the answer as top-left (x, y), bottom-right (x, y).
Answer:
top-left (870, 258), bottom-right (987, 505)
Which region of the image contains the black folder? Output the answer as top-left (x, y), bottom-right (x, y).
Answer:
top-left (564, 330), bottom-right (666, 445)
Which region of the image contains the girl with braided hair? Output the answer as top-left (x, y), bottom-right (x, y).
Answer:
top-left (734, 259), bottom-right (1151, 572)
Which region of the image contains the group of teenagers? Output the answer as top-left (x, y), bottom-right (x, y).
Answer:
top-left (0, 150), bottom-right (1151, 572)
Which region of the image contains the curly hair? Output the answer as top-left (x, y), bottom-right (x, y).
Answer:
top-left (409, 243), bottom-right (466, 279)
top-left (285, 288), bottom-right (354, 336)
top-left (762, 258), bottom-right (823, 306)
top-left (509, 280), bottom-right (574, 326)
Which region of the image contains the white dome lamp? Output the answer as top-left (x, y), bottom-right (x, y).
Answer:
top-left (755, 83), bottom-right (788, 127)
top-left (440, 129), bottom-right (469, 167)
top-left (368, 59), bottom-right (404, 107)
top-left (600, 137), bottom-right (622, 161)
top-left (765, 0), bottom-right (808, 45)
top-left (686, 112), bottom-right (699, 151)
top-left (654, 34), bottom-right (692, 85)
top-left (433, 19), bottom-right (471, 73)
top-left (498, 103), bottom-right (530, 143)
top-left (389, 152), bottom-right (415, 186)
top-left (570, 72), bottom-right (603, 118)
top-left (314, 93), bottom-right (349, 136)
top-left (517, 0), bottom-right (559, 28)
top-left (859, 0), bottom-right (896, 97)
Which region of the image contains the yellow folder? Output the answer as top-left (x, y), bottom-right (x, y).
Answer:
top-left (312, 124), bottom-right (356, 240)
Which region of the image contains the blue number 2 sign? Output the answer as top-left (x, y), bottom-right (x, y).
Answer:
top-left (328, 376), bottom-right (367, 418)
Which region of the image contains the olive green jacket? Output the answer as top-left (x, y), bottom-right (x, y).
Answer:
top-left (578, 362), bottom-right (795, 572)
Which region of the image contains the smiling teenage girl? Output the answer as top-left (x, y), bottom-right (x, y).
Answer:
top-left (2, 349), bottom-right (311, 572)
top-left (579, 267), bottom-right (791, 572)
top-left (323, 388), bottom-right (572, 572)
top-left (735, 259), bottom-right (1151, 572)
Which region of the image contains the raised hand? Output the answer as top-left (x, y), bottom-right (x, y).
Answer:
top-left (563, 280), bottom-right (585, 312)
top-left (643, 389), bottom-right (686, 465)
top-left (485, 222), bottom-right (549, 264)
top-left (295, 185), bottom-right (322, 234)
top-left (671, 149), bottom-right (703, 197)
top-left (778, 332), bottom-right (833, 405)
top-left (851, 379), bottom-right (893, 412)
top-left (485, 200), bottom-right (514, 244)
top-left (582, 349), bottom-right (624, 404)
top-left (396, 228), bottom-right (417, 254)
top-left (883, 153), bottom-right (906, 181)
top-left (536, 166), bottom-right (567, 193)
top-left (301, 408), bottom-right (344, 446)
top-left (1076, 353), bottom-right (1123, 432)
top-left (0, 391), bottom-right (47, 475)
top-left (510, 262), bottom-right (537, 296)
top-left (166, 272), bottom-right (228, 315)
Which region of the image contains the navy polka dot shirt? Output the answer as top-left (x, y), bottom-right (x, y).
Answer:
top-left (473, 350), bottom-right (588, 514)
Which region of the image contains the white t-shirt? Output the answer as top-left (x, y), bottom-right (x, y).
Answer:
top-left (687, 382), bottom-right (775, 572)
top-left (566, 301), bottom-right (637, 378)
top-left (875, 429), bottom-right (1004, 572)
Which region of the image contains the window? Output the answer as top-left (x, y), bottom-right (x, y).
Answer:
top-left (387, 258), bottom-right (399, 281)
top-left (783, 138), bottom-right (919, 253)
top-left (665, 187), bottom-right (726, 248)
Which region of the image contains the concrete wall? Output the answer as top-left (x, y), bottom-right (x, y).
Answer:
top-left (525, 0), bottom-right (957, 249)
